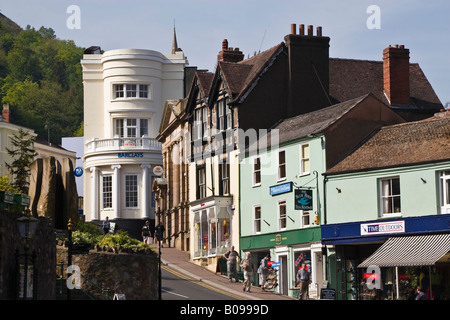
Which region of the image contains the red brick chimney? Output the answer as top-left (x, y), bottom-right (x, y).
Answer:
top-left (383, 45), bottom-right (410, 106)
top-left (217, 39), bottom-right (244, 63)
top-left (2, 104), bottom-right (10, 122)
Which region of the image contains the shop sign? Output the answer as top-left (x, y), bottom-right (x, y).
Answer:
top-left (118, 152), bottom-right (144, 158)
top-left (153, 165), bottom-right (163, 176)
top-left (360, 220), bottom-right (405, 235)
top-left (364, 273), bottom-right (379, 279)
top-left (271, 262), bottom-right (281, 268)
top-left (294, 189), bottom-right (313, 210)
top-left (269, 182), bottom-right (292, 196)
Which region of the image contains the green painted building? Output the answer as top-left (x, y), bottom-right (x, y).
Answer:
top-left (239, 94), bottom-right (404, 298)
top-left (322, 114), bottom-right (450, 300)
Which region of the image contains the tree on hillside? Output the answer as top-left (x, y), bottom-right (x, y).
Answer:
top-left (0, 22), bottom-right (84, 145)
top-left (5, 128), bottom-right (37, 193)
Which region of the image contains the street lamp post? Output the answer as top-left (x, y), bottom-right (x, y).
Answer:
top-left (67, 219), bottom-right (73, 300)
top-left (156, 208), bottom-right (162, 300)
top-left (16, 209), bottom-right (39, 300)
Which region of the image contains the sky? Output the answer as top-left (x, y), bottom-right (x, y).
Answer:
top-left (1, 0), bottom-right (449, 106)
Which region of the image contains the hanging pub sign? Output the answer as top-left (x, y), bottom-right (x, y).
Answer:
top-left (295, 189), bottom-right (313, 210)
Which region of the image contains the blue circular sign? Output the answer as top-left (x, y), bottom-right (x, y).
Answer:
top-left (74, 167), bottom-right (83, 177)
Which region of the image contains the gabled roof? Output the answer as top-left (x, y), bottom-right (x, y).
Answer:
top-left (326, 114), bottom-right (450, 175)
top-left (185, 39), bottom-right (442, 116)
top-left (184, 70), bottom-right (214, 114)
top-left (329, 58), bottom-right (442, 111)
top-left (272, 93), bottom-right (373, 145)
top-left (210, 43), bottom-right (285, 104)
top-left (158, 98), bottom-right (186, 139)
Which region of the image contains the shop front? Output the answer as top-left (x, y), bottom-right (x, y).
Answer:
top-left (240, 227), bottom-right (323, 298)
top-left (322, 215), bottom-right (450, 300)
top-left (191, 196), bottom-right (233, 269)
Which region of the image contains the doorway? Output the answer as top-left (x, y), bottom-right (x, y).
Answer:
top-left (280, 255), bottom-right (288, 295)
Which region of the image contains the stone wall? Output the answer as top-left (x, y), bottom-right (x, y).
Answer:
top-left (57, 246), bottom-right (158, 300)
top-left (0, 210), bottom-right (55, 300)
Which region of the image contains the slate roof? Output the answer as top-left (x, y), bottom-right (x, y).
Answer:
top-left (272, 94), bottom-right (371, 145)
top-left (326, 114), bottom-right (450, 175)
top-left (213, 46), bottom-right (442, 111)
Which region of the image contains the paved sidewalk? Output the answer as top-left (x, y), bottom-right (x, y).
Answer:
top-left (160, 247), bottom-right (295, 300)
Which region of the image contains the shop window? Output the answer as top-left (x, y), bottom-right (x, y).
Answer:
top-left (380, 177), bottom-right (401, 216)
top-left (201, 210), bottom-right (208, 256)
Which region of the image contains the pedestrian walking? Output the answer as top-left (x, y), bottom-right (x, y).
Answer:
top-left (296, 262), bottom-right (310, 300)
top-left (415, 286), bottom-right (427, 300)
top-left (142, 220), bottom-right (153, 245)
top-left (240, 252), bottom-right (255, 292)
top-left (257, 254), bottom-right (270, 291)
top-left (223, 245), bottom-right (241, 282)
top-left (102, 216), bottom-right (110, 234)
top-left (155, 223), bottom-right (165, 247)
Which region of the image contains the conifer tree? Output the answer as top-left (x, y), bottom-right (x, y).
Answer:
top-left (5, 128), bottom-right (37, 193)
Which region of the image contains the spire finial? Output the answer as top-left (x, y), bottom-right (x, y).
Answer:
top-left (172, 19), bottom-right (178, 54)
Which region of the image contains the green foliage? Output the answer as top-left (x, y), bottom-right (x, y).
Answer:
top-left (0, 20), bottom-right (84, 144)
top-left (5, 128), bottom-right (37, 193)
top-left (0, 175), bottom-right (21, 193)
top-left (69, 221), bottom-right (152, 251)
top-left (97, 231), bottom-right (150, 250)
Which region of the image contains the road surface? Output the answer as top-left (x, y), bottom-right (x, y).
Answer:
top-left (161, 265), bottom-right (245, 300)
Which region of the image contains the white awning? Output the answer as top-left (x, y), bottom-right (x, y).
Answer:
top-left (358, 233), bottom-right (450, 268)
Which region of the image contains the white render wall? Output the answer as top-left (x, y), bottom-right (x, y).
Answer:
top-left (81, 48), bottom-right (188, 222)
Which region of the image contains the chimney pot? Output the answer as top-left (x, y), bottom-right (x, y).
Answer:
top-left (222, 39), bottom-right (228, 51)
top-left (299, 24), bottom-right (305, 36)
top-left (317, 26), bottom-right (322, 37)
top-left (307, 25), bottom-right (313, 36)
top-left (291, 24), bottom-right (296, 35)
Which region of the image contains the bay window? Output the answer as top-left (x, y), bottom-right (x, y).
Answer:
top-left (113, 84), bottom-right (150, 99)
top-left (114, 118), bottom-right (149, 138)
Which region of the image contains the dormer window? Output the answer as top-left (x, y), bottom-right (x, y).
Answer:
top-left (113, 84), bottom-right (150, 99)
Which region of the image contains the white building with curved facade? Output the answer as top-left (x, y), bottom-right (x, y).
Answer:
top-left (81, 42), bottom-right (189, 237)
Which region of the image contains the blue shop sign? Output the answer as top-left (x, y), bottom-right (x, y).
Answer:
top-left (118, 152), bottom-right (144, 158)
top-left (270, 182), bottom-right (293, 196)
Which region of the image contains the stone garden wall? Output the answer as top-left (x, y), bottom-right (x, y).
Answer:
top-left (57, 246), bottom-right (158, 300)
